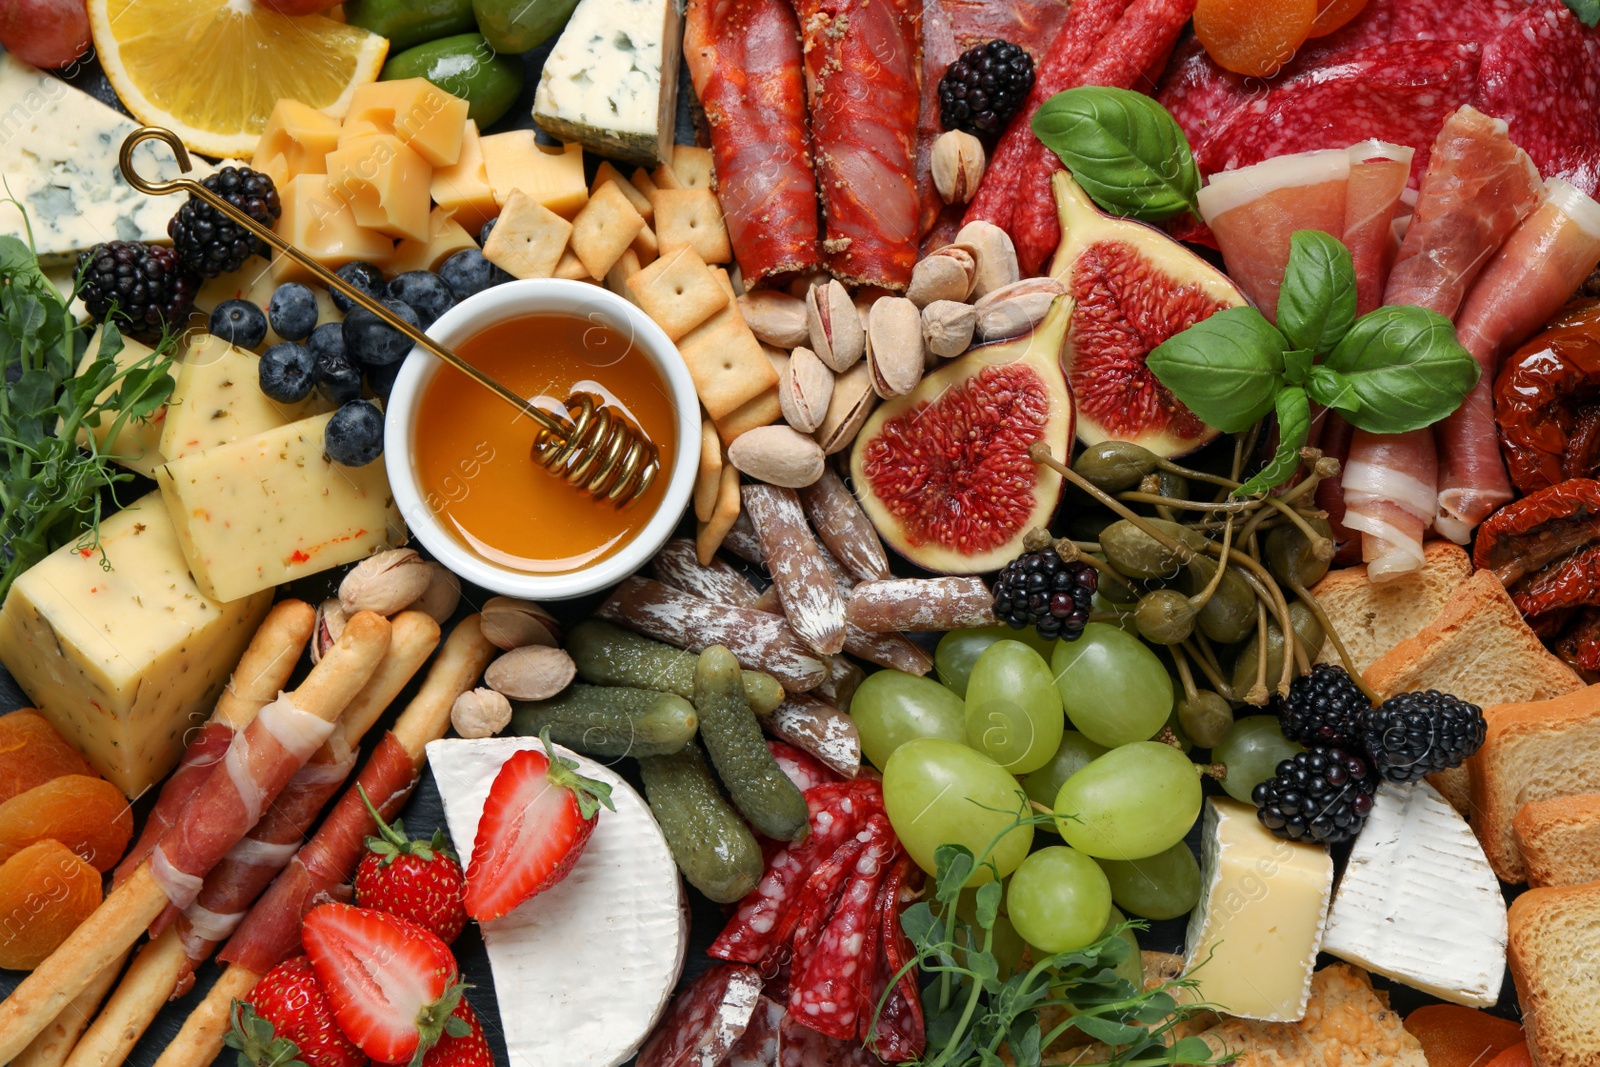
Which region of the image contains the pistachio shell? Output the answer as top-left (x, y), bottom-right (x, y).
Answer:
top-left (311, 599), bottom-right (348, 665)
top-left (805, 279), bottom-right (865, 373)
top-left (484, 645), bottom-right (577, 702)
top-left (780, 346), bottom-right (835, 434)
top-left (728, 424), bottom-right (827, 488)
top-left (922, 299), bottom-right (978, 359)
top-left (814, 361), bottom-right (878, 455)
top-left (450, 688), bottom-right (513, 739)
top-left (867, 297), bottom-right (925, 399)
top-left (932, 130), bottom-right (986, 205)
top-left (974, 277), bottom-right (1068, 342)
top-left (906, 245), bottom-right (977, 307)
top-left (411, 563), bottom-right (461, 623)
top-left (737, 291), bottom-right (810, 348)
top-left (955, 220), bottom-right (1021, 299)
top-left (480, 597), bottom-right (562, 651)
top-left (338, 548), bottom-right (431, 616)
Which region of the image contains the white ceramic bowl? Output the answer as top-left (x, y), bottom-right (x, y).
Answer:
top-left (384, 279), bottom-right (699, 600)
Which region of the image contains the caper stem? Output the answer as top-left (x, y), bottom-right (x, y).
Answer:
top-left (1057, 541), bottom-right (1140, 600)
top-left (1247, 493), bottom-right (1335, 561)
top-left (1031, 444), bottom-right (1196, 561)
top-left (1275, 454), bottom-right (1340, 507)
top-left (1172, 643), bottom-right (1200, 701)
top-left (1115, 492), bottom-right (1257, 513)
top-left (1289, 580), bottom-right (1383, 704)
top-left (1189, 515), bottom-right (1235, 614)
top-left (1248, 601), bottom-right (1270, 706)
top-left (1219, 549), bottom-right (1297, 696)
top-left (1153, 459), bottom-right (1243, 491)
top-left (1181, 638), bottom-right (1233, 701)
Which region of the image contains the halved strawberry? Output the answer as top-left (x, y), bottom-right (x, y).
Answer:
top-left (464, 731), bottom-right (615, 923)
top-left (301, 903), bottom-right (467, 1066)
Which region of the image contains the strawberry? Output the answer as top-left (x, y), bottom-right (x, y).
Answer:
top-left (354, 785), bottom-right (468, 943)
top-left (464, 730), bottom-right (615, 923)
top-left (421, 999), bottom-right (493, 1067)
top-left (301, 903), bottom-right (466, 1067)
top-left (224, 958), bottom-right (365, 1067)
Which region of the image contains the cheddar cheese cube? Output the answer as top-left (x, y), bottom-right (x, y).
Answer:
top-left (253, 99), bottom-right (342, 189)
top-left (272, 174), bottom-right (394, 284)
top-left (326, 134), bottom-right (433, 242)
top-left (344, 78), bottom-right (469, 167)
top-left (431, 120), bottom-right (498, 234)
top-left (481, 133), bottom-right (587, 218)
top-left (160, 335), bottom-right (332, 461)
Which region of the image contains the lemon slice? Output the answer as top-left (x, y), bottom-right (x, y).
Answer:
top-left (88, 0), bottom-right (387, 158)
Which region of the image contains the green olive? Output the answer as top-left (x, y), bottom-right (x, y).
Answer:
top-left (1177, 690), bottom-right (1234, 748)
top-left (1266, 517), bottom-right (1336, 589)
top-left (1135, 589), bottom-right (1196, 645)
top-left (1184, 556), bottom-right (1257, 645)
top-left (1229, 601), bottom-right (1325, 697)
top-left (1073, 441), bottom-right (1160, 491)
top-left (1099, 518), bottom-right (1202, 580)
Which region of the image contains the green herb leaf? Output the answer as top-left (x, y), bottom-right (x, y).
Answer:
top-left (1563, 0), bottom-right (1600, 26)
top-left (1276, 230), bottom-right (1358, 355)
top-left (1145, 306), bottom-right (1288, 432)
top-left (1282, 348), bottom-right (1313, 386)
top-left (1320, 305), bottom-right (1481, 433)
top-left (974, 881), bottom-right (1002, 931)
top-left (1031, 87), bottom-right (1201, 221)
top-left (1236, 387), bottom-right (1311, 496)
top-left (934, 844), bottom-right (976, 904)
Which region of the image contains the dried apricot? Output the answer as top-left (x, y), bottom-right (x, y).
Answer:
top-left (1487, 1043), bottom-right (1532, 1067)
top-left (0, 776), bottom-right (133, 873)
top-left (1404, 1005), bottom-right (1523, 1067)
top-left (1307, 0), bottom-right (1368, 37)
top-left (0, 839), bottom-right (102, 969)
top-left (0, 710), bottom-right (93, 805)
top-left (1194, 0), bottom-right (1317, 78)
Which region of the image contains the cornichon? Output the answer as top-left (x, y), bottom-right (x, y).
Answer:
top-left (511, 684), bottom-right (696, 757)
top-left (568, 620), bottom-right (785, 715)
top-left (379, 33), bottom-right (523, 128)
top-left (344, 0), bottom-right (474, 52)
top-left (694, 645), bottom-right (810, 842)
top-left (638, 740), bottom-right (764, 904)
top-left (471, 0), bottom-right (579, 54)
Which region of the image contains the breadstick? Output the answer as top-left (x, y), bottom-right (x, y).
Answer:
top-left (9, 949), bottom-right (129, 1067)
top-left (392, 614), bottom-right (496, 757)
top-left (62, 932), bottom-right (187, 1067)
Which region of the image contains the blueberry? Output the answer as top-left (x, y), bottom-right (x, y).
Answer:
top-left (259, 342), bottom-right (317, 403)
top-left (479, 217), bottom-right (496, 246)
top-left (342, 298), bottom-right (420, 367)
top-left (330, 260), bottom-right (386, 314)
top-left (363, 359), bottom-right (403, 402)
top-left (267, 283), bottom-right (318, 341)
top-left (439, 249), bottom-right (508, 300)
top-left (387, 271), bottom-right (455, 329)
top-left (209, 299), bottom-right (267, 349)
top-left (306, 320), bottom-right (346, 364)
top-left (324, 399), bottom-right (385, 467)
top-left (309, 324), bottom-right (362, 404)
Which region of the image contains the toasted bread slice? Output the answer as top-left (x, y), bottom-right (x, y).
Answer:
top-left (1468, 684), bottom-right (1600, 882)
top-left (1507, 882), bottom-right (1600, 1067)
top-left (1364, 572), bottom-right (1584, 812)
top-left (1514, 793), bottom-right (1600, 888)
top-left (1313, 541), bottom-right (1473, 675)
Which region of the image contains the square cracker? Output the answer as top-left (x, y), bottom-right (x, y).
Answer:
top-left (482, 190), bottom-right (571, 279)
top-left (592, 160), bottom-right (654, 222)
top-left (626, 246), bottom-right (727, 341)
top-left (671, 146), bottom-right (715, 189)
top-left (714, 386), bottom-right (781, 446)
top-left (554, 245), bottom-right (592, 280)
top-left (605, 248), bottom-right (643, 300)
top-left (570, 181), bottom-right (646, 280)
top-left (632, 223), bottom-right (659, 267)
top-left (678, 295), bottom-right (779, 420)
top-left (653, 188), bottom-right (732, 264)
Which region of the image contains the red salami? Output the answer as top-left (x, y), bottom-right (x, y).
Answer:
top-left (769, 741), bottom-right (840, 793)
top-left (778, 1011), bottom-right (854, 1067)
top-left (726, 996), bottom-right (785, 1067)
top-left (864, 853), bottom-right (925, 1062)
top-left (1391, 0), bottom-right (1534, 43)
top-left (787, 833), bottom-right (870, 968)
top-left (638, 963), bottom-right (764, 1067)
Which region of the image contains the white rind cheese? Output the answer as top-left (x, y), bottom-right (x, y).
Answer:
top-left (532, 0), bottom-right (683, 167)
top-left (1323, 780), bottom-right (1507, 1007)
top-left (427, 737), bottom-right (688, 1067)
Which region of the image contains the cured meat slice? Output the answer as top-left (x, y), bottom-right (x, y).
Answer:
top-left (637, 963), bottom-right (764, 1067)
top-left (113, 721), bottom-right (233, 889)
top-left (1197, 150), bottom-right (1350, 323)
top-left (1343, 141), bottom-right (1414, 315)
top-left (864, 853), bottom-right (924, 1062)
top-left (769, 741), bottom-right (841, 793)
top-left (684, 0), bottom-right (821, 287)
top-left (727, 996), bottom-right (785, 1067)
top-left (1382, 105), bottom-right (1542, 317)
top-left (1341, 429), bottom-right (1439, 581)
top-left (1390, 0), bottom-right (1534, 43)
top-left (787, 832), bottom-right (871, 968)
top-left (744, 485), bottom-right (847, 657)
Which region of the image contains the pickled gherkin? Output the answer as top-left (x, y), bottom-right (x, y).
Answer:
top-left (638, 740), bottom-right (764, 904)
top-left (568, 620), bottom-right (784, 713)
top-left (694, 646), bottom-right (810, 841)
top-left (511, 685), bottom-right (696, 757)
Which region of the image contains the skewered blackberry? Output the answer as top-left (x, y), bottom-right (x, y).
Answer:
top-left (993, 547), bottom-right (1097, 641)
top-left (76, 241), bottom-right (198, 344)
top-left (1279, 664), bottom-right (1370, 749)
top-left (168, 165), bottom-right (281, 279)
top-left (938, 40), bottom-right (1036, 136)
top-left (1252, 746), bottom-right (1377, 845)
top-left (1361, 690), bottom-right (1486, 783)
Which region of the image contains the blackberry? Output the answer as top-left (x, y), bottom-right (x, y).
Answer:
top-left (1361, 690), bottom-right (1486, 783)
top-left (1252, 746), bottom-right (1377, 845)
top-left (1279, 664), bottom-right (1370, 749)
top-left (938, 40), bottom-right (1035, 136)
top-left (992, 548), bottom-right (1097, 641)
top-left (76, 241), bottom-right (198, 345)
top-left (168, 166), bottom-right (280, 279)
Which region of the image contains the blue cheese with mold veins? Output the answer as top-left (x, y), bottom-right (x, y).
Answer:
top-left (532, 0), bottom-right (683, 167)
top-left (0, 53), bottom-right (216, 265)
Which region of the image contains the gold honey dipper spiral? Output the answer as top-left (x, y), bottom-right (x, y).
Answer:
top-left (118, 127), bottom-right (659, 507)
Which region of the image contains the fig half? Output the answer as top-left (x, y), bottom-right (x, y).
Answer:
top-left (1049, 171), bottom-right (1245, 457)
top-left (849, 296), bottom-right (1075, 575)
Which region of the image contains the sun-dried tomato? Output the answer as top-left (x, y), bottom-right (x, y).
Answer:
top-left (1495, 300), bottom-right (1600, 493)
top-left (1555, 607), bottom-right (1600, 672)
top-left (1474, 478), bottom-right (1600, 617)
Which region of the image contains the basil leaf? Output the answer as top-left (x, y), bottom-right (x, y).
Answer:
top-left (1283, 348), bottom-right (1313, 385)
top-left (1236, 387), bottom-right (1310, 497)
top-left (1031, 87), bottom-right (1200, 221)
top-left (1322, 305), bottom-right (1481, 434)
top-left (1563, 0), bottom-right (1600, 26)
top-left (1306, 364), bottom-right (1356, 412)
top-left (1277, 230), bottom-right (1357, 355)
top-left (1145, 306), bottom-right (1288, 432)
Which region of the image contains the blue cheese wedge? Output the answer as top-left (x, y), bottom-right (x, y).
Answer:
top-left (532, 0), bottom-right (683, 167)
top-left (427, 737), bottom-right (688, 1067)
top-left (0, 54), bottom-right (216, 265)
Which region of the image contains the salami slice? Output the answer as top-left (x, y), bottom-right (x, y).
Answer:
top-left (769, 741), bottom-right (841, 793)
top-left (726, 996), bottom-right (785, 1067)
top-left (778, 1011), bottom-right (854, 1067)
top-left (637, 963), bottom-right (764, 1067)
top-left (1391, 0), bottom-right (1534, 44)
top-left (865, 853), bottom-right (926, 1062)
top-left (787, 833), bottom-right (871, 968)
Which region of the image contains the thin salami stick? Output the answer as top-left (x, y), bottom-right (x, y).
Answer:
top-left (652, 538), bottom-right (765, 607)
top-left (847, 577), bottom-right (996, 632)
top-left (721, 512), bottom-right (765, 566)
top-left (762, 696), bottom-right (861, 779)
top-left (636, 962), bottom-right (764, 1067)
top-left (799, 469), bottom-right (889, 582)
top-left (0, 613), bottom-right (393, 1062)
top-left (743, 485), bottom-right (847, 656)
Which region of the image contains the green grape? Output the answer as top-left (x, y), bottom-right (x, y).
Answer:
top-left (1021, 731), bottom-right (1109, 815)
top-left (1102, 906), bottom-right (1144, 989)
top-left (1096, 842), bottom-right (1202, 920)
top-left (1213, 715), bottom-right (1305, 803)
top-left (851, 669), bottom-right (966, 769)
top-left (1006, 845), bottom-right (1112, 955)
top-left (936, 625), bottom-right (1056, 697)
top-left (1052, 623), bottom-right (1173, 748)
top-left (1054, 741), bottom-right (1202, 859)
top-left (882, 738), bottom-right (1034, 885)
top-left (1091, 591), bottom-right (1137, 635)
top-left (965, 641), bottom-right (1064, 774)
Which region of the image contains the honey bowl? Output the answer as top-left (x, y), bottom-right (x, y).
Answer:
top-left (384, 280), bottom-right (700, 599)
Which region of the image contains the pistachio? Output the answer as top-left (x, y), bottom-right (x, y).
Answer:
top-left (814, 361), bottom-right (878, 455)
top-left (484, 645), bottom-right (577, 702)
top-left (780, 346), bottom-right (835, 434)
top-left (480, 596), bottom-right (562, 651)
top-left (787, 270), bottom-right (831, 300)
top-left (451, 687), bottom-right (513, 739)
top-left (955, 220), bottom-right (1021, 298)
top-left (762, 343), bottom-right (790, 379)
top-left (932, 131), bottom-right (986, 205)
top-left (311, 599), bottom-right (348, 665)
top-left (338, 548), bottom-right (431, 616)
top-left (974, 277), bottom-right (1069, 342)
top-left (804, 279), bottom-right (865, 372)
top-left (737, 291), bottom-right (810, 348)
top-left (922, 299), bottom-right (979, 359)
top-left (728, 424), bottom-right (827, 488)
top-left (868, 297), bottom-right (925, 399)
top-left (906, 245), bottom-right (978, 307)
top-left (411, 563), bottom-right (461, 623)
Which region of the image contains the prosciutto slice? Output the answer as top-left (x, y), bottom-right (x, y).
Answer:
top-left (1343, 141), bottom-right (1413, 315)
top-left (1310, 410), bottom-right (1362, 565)
top-left (1435, 178), bottom-right (1600, 541)
top-left (113, 721), bottom-right (233, 889)
top-left (1342, 429), bottom-right (1439, 581)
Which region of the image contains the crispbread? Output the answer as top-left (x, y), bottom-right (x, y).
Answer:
top-left (1312, 542), bottom-right (1472, 675)
top-left (1514, 792), bottom-right (1600, 888)
top-left (1467, 684), bottom-right (1600, 882)
top-left (1507, 882), bottom-right (1600, 1067)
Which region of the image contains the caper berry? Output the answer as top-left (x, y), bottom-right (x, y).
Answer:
top-left (1153, 469), bottom-right (1189, 501)
top-left (1073, 440), bottom-right (1161, 491)
top-left (1100, 518), bottom-right (1203, 580)
top-left (1177, 690), bottom-right (1234, 748)
top-left (1184, 556), bottom-right (1257, 644)
top-left (1135, 588), bottom-right (1197, 645)
top-left (1229, 601), bottom-right (1325, 697)
top-left (1266, 516), bottom-right (1335, 589)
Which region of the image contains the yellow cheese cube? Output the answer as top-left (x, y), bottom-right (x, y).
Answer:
top-left (345, 78), bottom-right (469, 167)
top-left (0, 493), bottom-right (272, 797)
top-left (157, 412), bottom-right (405, 603)
top-left (159, 335), bottom-right (332, 461)
top-left (72, 328), bottom-right (168, 477)
top-left (431, 120), bottom-right (497, 234)
top-left (253, 99), bottom-right (342, 189)
top-left (481, 133), bottom-right (587, 218)
top-left (326, 134), bottom-right (433, 242)
top-left (387, 206), bottom-right (480, 275)
top-left (272, 174), bottom-right (394, 284)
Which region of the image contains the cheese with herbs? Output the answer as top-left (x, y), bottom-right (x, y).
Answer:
top-left (0, 493), bottom-right (272, 797)
top-left (71, 327), bottom-right (168, 477)
top-left (159, 335), bottom-right (330, 461)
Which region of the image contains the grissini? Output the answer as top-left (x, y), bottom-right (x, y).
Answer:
top-left (9, 950), bottom-right (130, 1067)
